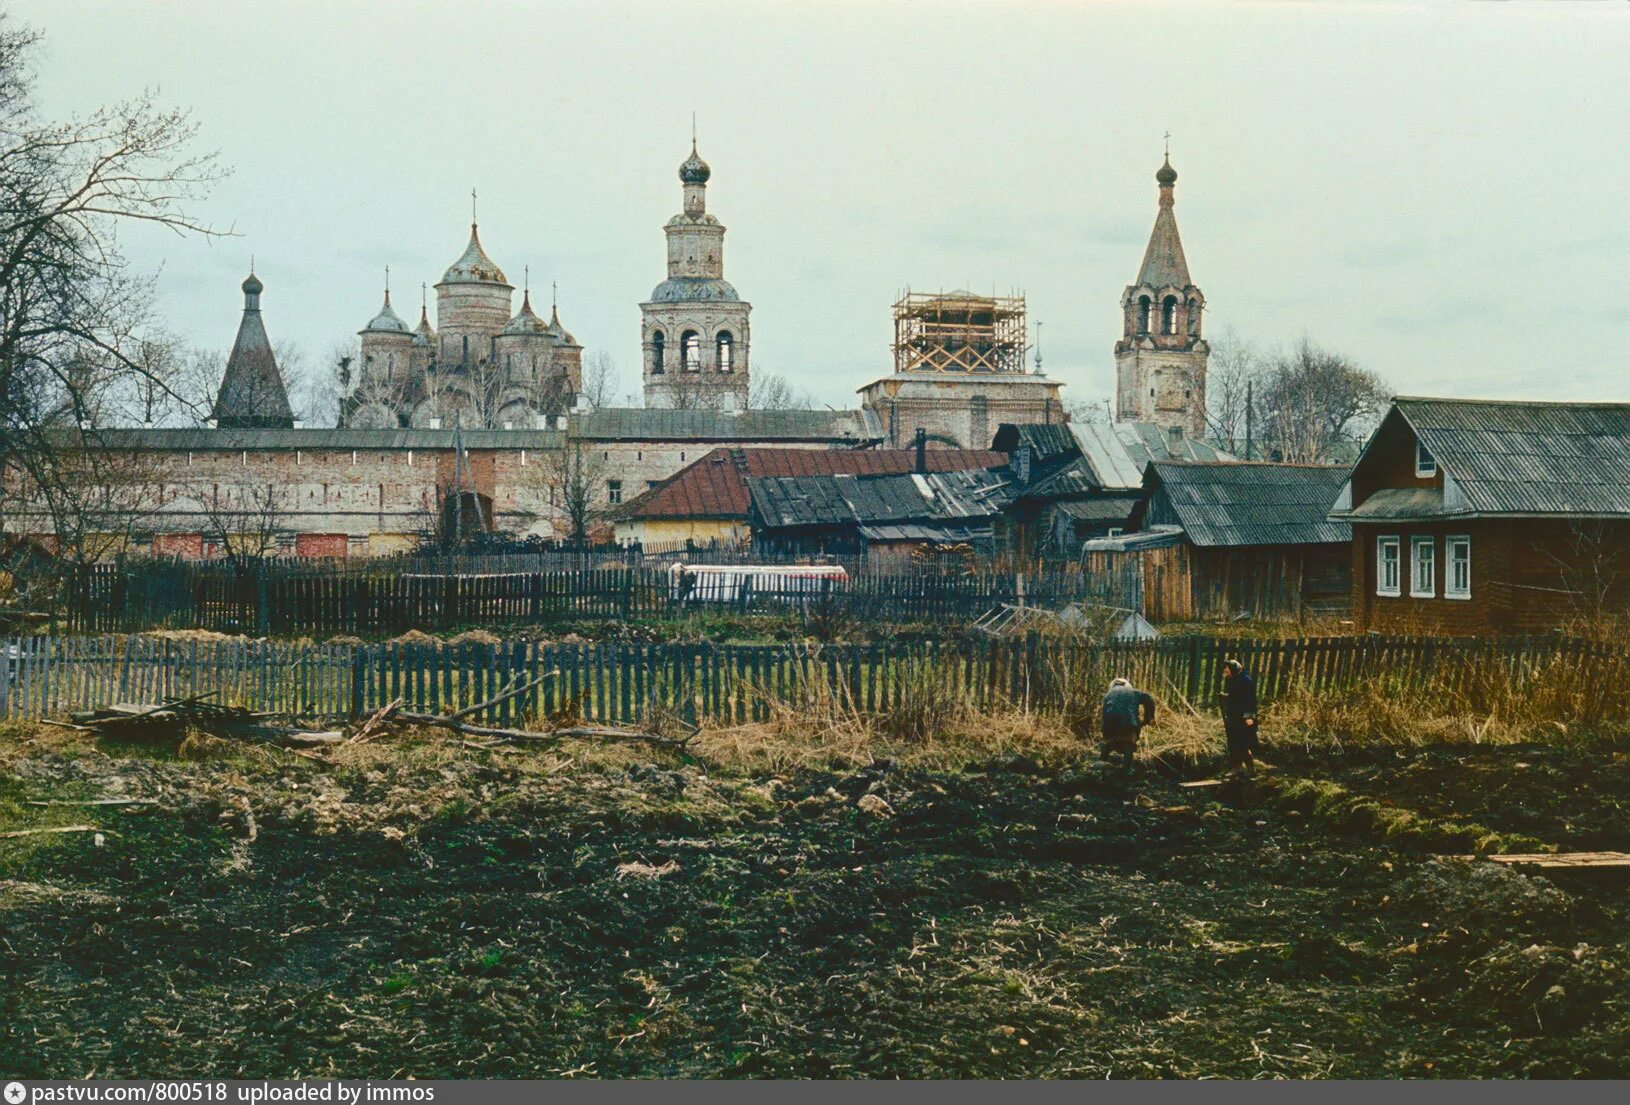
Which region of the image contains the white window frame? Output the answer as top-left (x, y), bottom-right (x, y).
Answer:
top-left (1415, 440), bottom-right (1437, 478)
top-left (607, 479), bottom-right (623, 506)
top-left (1107, 527), bottom-right (1124, 537)
top-left (1410, 535), bottom-right (1436, 598)
top-left (1446, 535), bottom-right (1471, 600)
top-left (1377, 536), bottom-right (1401, 597)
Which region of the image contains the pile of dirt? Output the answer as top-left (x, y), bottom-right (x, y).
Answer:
top-left (1, 735), bottom-right (1627, 1078)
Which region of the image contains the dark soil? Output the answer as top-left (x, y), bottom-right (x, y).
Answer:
top-left (2, 739), bottom-right (1626, 1079)
top-left (1288, 744), bottom-right (1630, 851)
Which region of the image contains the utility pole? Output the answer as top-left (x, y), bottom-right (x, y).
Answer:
top-left (1244, 379), bottom-right (1254, 461)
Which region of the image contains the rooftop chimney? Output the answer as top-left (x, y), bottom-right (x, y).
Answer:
top-left (914, 426), bottom-right (927, 473)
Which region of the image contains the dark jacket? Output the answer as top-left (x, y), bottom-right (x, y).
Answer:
top-left (1222, 671), bottom-right (1258, 722)
top-left (1102, 684), bottom-right (1156, 734)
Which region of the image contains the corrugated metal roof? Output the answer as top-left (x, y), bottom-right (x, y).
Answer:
top-left (748, 467), bottom-right (1015, 532)
top-left (622, 447), bottom-right (1006, 521)
top-left (1393, 397), bottom-right (1630, 517)
top-left (1056, 495), bottom-right (1141, 522)
top-left (1149, 461), bottom-right (1352, 547)
top-left (1115, 422), bottom-right (1233, 468)
top-left (1071, 422), bottom-right (1147, 489)
top-left (572, 408), bottom-right (878, 443)
top-left (858, 522), bottom-right (992, 544)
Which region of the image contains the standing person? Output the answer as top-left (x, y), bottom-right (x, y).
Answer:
top-left (1101, 677), bottom-right (1156, 768)
top-left (1220, 659), bottom-right (1259, 775)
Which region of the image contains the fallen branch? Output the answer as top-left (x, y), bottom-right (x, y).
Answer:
top-left (450, 669), bottom-right (559, 721)
top-left (390, 709), bottom-right (690, 751)
top-left (348, 698), bottom-right (404, 744)
top-left (25, 798), bottom-right (157, 808)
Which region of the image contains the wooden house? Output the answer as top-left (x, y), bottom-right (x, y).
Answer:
top-left (1331, 397), bottom-right (1630, 635)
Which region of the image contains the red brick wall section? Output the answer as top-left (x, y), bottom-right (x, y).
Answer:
top-left (153, 533), bottom-right (204, 559)
top-left (294, 533), bottom-right (349, 559)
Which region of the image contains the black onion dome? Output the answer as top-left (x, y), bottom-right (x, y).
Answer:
top-left (679, 143), bottom-right (711, 185)
top-left (1156, 156), bottom-right (1178, 186)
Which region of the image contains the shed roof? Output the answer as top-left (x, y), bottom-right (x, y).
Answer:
top-left (1146, 461), bottom-right (1352, 547)
top-left (618, 446), bottom-right (1006, 522)
top-left (1377, 397), bottom-right (1630, 517)
top-left (995, 420), bottom-right (1235, 498)
top-left (1055, 495), bottom-right (1142, 522)
top-left (747, 468), bottom-right (1015, 532)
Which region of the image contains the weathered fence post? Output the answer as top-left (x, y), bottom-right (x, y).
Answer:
top-left (349, 645), bottom-right (367, 721)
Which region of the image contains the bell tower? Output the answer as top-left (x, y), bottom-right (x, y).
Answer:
top-left (1114, 151), bottom-right (1208, 438)
top-left (640, 139), bottom-right (752, 410)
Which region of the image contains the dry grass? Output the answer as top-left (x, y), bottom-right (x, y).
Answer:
top-left (689, 664), bottom-right (1083, 775)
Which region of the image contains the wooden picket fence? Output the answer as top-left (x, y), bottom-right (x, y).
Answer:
top-left (62, 562), bottom-right (1105, 636)
top-left (2, 633), bottom-right (1624, 727)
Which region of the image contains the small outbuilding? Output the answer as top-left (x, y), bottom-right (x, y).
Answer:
top-left (1085, 460), bottom-right (1353, 622)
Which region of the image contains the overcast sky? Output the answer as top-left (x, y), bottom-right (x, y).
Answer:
top-left (16, 0), bottom-right (1630, 411)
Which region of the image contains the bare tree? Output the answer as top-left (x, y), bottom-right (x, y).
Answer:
top-left (1254, 337), bottom-right (1389, 463)
top-left (2, 443), bottom-right (164, 613)
top-left (196, 476), bottom-right (293, 569)
top-left (1199, 330), bottom-right (1387, 462)
top-left (539, 438), bottom-right (609, 543)
top-left (659, 366), bottom-right (728, 411)
top-left (0, 15), bottom-right (225, 508)
top-left (1202, 327), bottom-right (1263, 455)
top-left (1544, 521), bottom-right (1628, 636)
top-left (1063, 393), bottom-right (1112, 426)
top-left (580, 349), bottom-right (620, 409)
top-left (748, 371), bottom-right (812, 411)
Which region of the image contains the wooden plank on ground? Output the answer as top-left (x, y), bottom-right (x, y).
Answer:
top-left (1474, 852), bottom-right (1630, 869)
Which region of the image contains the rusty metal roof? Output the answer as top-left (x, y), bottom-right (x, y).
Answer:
top-left (1146, 461), bottom-right (1352, 547)
top-left (619, 447), bottom-right (1006, 522)
top-left (1391, 397), bottom-right (1630, 517)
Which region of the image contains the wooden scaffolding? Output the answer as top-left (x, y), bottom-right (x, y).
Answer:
top-left (892, 290), bottom-right (1027, 375)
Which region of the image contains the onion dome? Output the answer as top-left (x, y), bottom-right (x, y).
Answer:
top-left (440, 223), bottom-right (508, 285)
top-left (679, 141), bottom-right (711, 185)
top-left (242, 272), bottom-right (264, 296)
top-left (1156, 156), bottom-right (1178, 187)
top-left (363, 290), bottom-right (411, 334)
top-left (501, 290), bottom-right (550, 336)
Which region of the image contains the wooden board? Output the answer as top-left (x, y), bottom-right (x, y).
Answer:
top-left (1474, 852), bottom-right (1630, 870)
